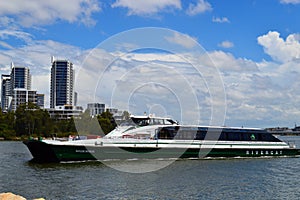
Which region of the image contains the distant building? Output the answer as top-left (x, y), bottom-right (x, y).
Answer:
top-left (47, 105), bottom-right (83, 120)
top-left (1, 63), bottom-right (32, 112)
top-left (292, 126), bottom-right (300, 132)
top-left (10, 65), bottom-right (31, 91)
top-left (11, 88), bottom-right (37, 111)
top-left (1, 74), bottom-right (11, 111)
top-left (37, 94), bottom-right (45, 108)
top-left (87, 103), bottom-right (105, 117)
top-left (50, 58), bottom-right (74, 108)
top-left (106, 107), bottom-right (118, 114)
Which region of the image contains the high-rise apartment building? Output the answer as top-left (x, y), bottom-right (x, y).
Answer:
top-left (1, 74), bottom-right (11, 111)
top-left (1, 64), bottom-right (32, 111)
top-left (10, 65), bottom-right (31, 91)
top-left (50, 59), bottom-right (74, 108)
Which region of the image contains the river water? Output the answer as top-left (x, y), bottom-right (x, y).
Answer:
top-left (1, 136), bottom-right (300, 199)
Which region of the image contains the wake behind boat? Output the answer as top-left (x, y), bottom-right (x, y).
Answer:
top-left (24, 115), bottom-right (300, 162)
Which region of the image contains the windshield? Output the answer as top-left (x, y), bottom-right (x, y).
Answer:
top-left (135, 117), bottom-right (177, 126)
top-left (132, 118), bottom-right (150, 126)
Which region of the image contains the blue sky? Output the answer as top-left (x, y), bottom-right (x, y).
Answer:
top-left (1, 0), bottom-right (300, 128)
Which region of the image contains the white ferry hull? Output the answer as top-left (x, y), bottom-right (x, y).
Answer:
top-left (24, 139), bottom-right (300, 162)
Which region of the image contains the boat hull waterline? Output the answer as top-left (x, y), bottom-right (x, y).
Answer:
top-left (23, 139), bottom-right (300, 163)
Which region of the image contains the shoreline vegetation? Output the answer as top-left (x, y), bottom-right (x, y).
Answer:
top-left (0, 102), bottom-right (120, 141)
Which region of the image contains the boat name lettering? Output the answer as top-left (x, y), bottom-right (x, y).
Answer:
top-left (246, 150), bottom-right (282, 155)
top-left (75, 149), bottom-right (95, 153)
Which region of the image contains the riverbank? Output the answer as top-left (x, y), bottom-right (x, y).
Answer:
top-left (0, 136), bottom-right (29, 141)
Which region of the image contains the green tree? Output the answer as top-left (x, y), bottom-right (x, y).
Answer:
top-left (51, 117), bottom-right (77, 137)
top-left (15, 103), bottom-right (35, 136)
top-left (0, 108), bottom-right (16, 139)
top-left (15, 102), bottom-right (52, 137)
top-left (97, 111), bottom-right (117, 134)
top-left (36, 109), bottom-right (53, 137)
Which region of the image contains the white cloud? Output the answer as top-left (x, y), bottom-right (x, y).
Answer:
top-left (121, 52), bottom-right (185, 63)
top-left (165, 32), bottom-right (198, 49)
top-left (186, 0), bottom-right (212, 16)
top-left (218, 49), bottom-right (300, 127)
top-left (208, 51), bottom-right (258, 72)
top-left (212, 16), bottom-right (230, 23)
top-left (111, 0), bottom-right (181, 16)
top-left (0, 0), bottom-right (101, 27)
top-left (0, 30), bottom-right (33, 43)
top-left (218, 40), bottom-right (234, 48)
top-left (0, 16), bottom-right (17, 29)
top-left (257, 31), bottom-right (300, 63)
top-left (280, 0), bottom-right (300, 4)
top-left (0, 39), bottom-right (82, 73)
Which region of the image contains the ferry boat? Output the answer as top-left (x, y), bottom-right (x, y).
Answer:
top-left (23, 115), bottom-right (300, 162)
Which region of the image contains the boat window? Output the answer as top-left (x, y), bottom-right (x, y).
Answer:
top-left (157, 127), bottom-right (177, 139)
top-left (137, 119), bottom-right (149, 126)
top-left (240, 133), bottom-right (249, 141)
top-left (150, 118), bottom-right (164, 125)
top-left (195, 130), bottom-right (206, 140)
top-left (164, 119), bottom-right (172, 125)
top-left (261, 133), bottom-right (269, 141)
top-left (261, 132), bottom-right (281, 142)
top-left (227, 132), bottom-right (241, 141)
top-left (219, 132), bottom-right (227, 140)
top-left (173, 127), bottom-right (198, 140)
top-left (165, 119), bottom-right (177, 125)
top-left (132, 118), bottom-right (150, 126)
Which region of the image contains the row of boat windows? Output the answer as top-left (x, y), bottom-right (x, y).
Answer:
top-left (157, 127), bottom-right (281, 142)
top-left (130, 118), bottom-right (177, 126)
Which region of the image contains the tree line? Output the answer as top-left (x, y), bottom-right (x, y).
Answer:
top-left (0, 102), bottom-right (120, 140)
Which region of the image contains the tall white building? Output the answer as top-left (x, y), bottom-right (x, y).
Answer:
top-left (50, 59), bottom-right (74, 108)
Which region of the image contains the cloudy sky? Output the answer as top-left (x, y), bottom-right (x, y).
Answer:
top-left (1, 0), bottom-right (300, 128)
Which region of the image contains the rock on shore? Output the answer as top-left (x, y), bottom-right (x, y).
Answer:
top-left (0, 192), bottom-right (45, 200)
top-left (0, 192), bottom-right (26, 200)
